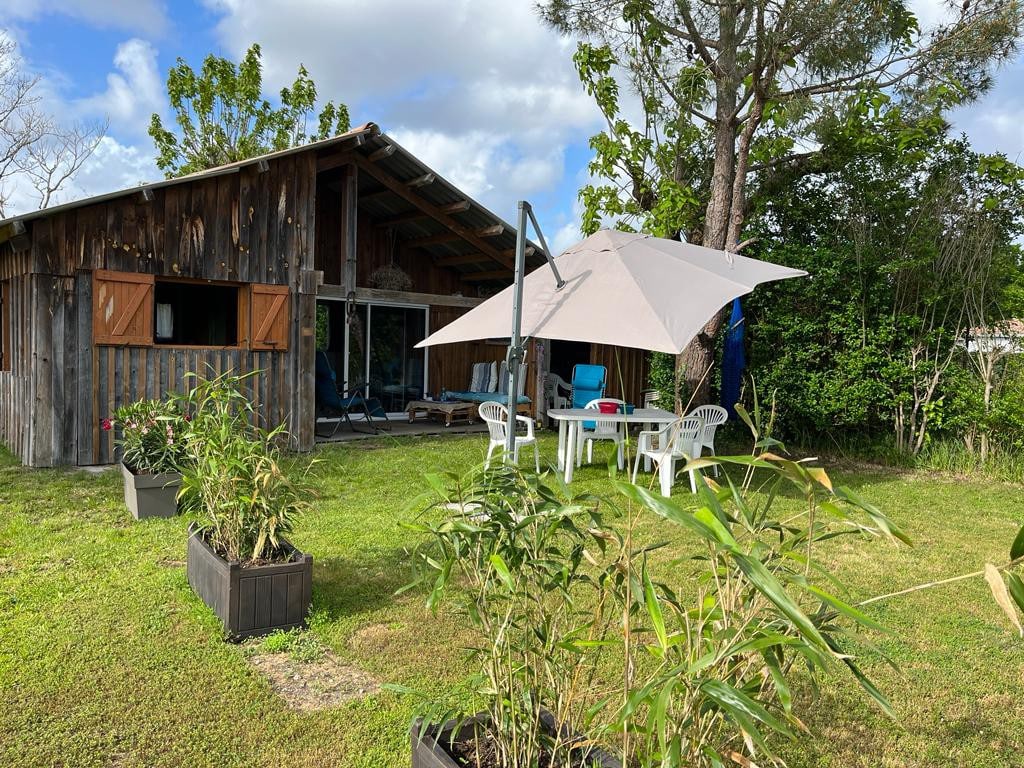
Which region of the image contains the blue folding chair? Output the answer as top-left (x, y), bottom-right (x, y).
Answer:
top-left (315, 351), bottom-right (389, 436)
top-left (571, 364), bottom-right (607, 431)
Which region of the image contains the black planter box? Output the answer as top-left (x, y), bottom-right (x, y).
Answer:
top-left (186, 524), bottom-right (313, 640)
top-left (121, 462), bottom-right (181, 519)
top-left (411, 713), bottom-right (621, 768)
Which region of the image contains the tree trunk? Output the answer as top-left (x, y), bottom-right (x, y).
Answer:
top-left (678, 7), bottom-right (739, 410)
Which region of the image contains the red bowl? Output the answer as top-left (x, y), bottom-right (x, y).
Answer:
top-left (597, 402), bottom-right (619, 414)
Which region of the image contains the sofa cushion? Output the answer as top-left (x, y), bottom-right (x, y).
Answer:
top-left (470, 362), bottom-right (491, 392)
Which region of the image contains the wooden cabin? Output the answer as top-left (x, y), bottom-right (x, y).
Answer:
top-left (0, 122), bottom-right (647, 467)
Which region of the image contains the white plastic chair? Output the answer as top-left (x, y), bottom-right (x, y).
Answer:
top-left (632, 416), bottom-right (704, 496)
top-left (687, 405), bottom-right (728, 475)
top-left (478, 401), bottom-right (540, 472)
top-left (544, 373), bottom-right (571, 413)
top-left (577, 398), bottom-right (626, 470)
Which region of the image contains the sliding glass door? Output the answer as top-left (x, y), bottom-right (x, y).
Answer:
top-left (317, 299), bottom-right (428, 414)
top-left (365, 304), bottom-right (427, 412)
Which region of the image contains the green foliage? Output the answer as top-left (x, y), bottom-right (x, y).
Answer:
top-left (400, 424), bottom-right (973, 767)
top-left (743, 114), bottom-right (1024, 452)
top-left (542, 0), bottom-right (1022, 244)
top-left (315, 304), bottom-right (330, 351)
top-left (401, 465), bottom-right (619, 768)
top-left (173, 370), bottom-right (312, 564)
top-left (149, 43), bottom-right (350, 177)
top-left (111, 398), bottom-right (189, 475)
top-left (256, 628), bottom-right (327, 663)
top-left (4, 435), bottom-right (1024, 766)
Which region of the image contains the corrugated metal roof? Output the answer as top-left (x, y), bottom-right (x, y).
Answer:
top-left (0, 122), bottom-right (547, 276)
top-left (0, 123), bottom-right (378, 227)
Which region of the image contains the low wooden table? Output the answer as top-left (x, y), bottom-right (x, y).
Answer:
top-left (405, 400), bottom-right (479, 427)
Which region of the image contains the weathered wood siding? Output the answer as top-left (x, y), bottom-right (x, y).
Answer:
top-left (1, 151), bottom-right (319, 467)
top-left (0, 253), bottom-right (32, 461)
top-left (590, 344), bottom-right (649, 406)
top-left (428, 305), bottom-right (540, 407)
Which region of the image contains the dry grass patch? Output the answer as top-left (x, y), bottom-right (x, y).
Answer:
top-left (248, 650), bottom-right (380, 711)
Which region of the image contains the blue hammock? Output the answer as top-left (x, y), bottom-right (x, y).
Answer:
top-left (720, 298), bottom-right (746, 419)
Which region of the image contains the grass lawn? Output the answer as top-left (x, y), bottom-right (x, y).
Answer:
top-left (2, 431), bottom-right (1023, 767)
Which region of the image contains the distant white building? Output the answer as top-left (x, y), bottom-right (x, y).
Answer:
top-left (964, 319), bottom-right (1024, 355)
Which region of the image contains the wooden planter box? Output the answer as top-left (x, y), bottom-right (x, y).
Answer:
top-left (186, 524), bottom-right (313, 641)
top-left (121, 462), bottom-right (181, 520)
top-left (410, 713), bottom-right (621, 768)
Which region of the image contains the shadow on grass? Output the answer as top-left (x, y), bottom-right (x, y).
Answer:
top-left (312, 550), bottom-right (412, 621)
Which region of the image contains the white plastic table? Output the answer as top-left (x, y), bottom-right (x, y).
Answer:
top-left (547, 407), bottom-right (679, 483)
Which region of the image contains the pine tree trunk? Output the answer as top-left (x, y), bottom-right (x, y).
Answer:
top-left (676, 5), bottom-right (739, 410)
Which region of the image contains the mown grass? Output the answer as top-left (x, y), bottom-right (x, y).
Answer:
top-left (1, 432), bottom-right (1023, 767)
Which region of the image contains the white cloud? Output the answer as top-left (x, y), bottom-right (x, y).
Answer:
top-left (74, 38), bottom-right (163, 138)
top-left (2, 136), bottom-right (159, 217)
top-left (66, 135), bottom-right (160, 200)
top-left (0, 0), bottom-right (169, 36)
top-left (202, 0), bottom-right (602, 225)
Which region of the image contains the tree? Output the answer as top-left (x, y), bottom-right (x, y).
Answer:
top-left (0, 38), bottom-right (104, 217)
top-left (742, 104), bottom-right (1024, 455)
top-left (148, 43), bottom-right (350, 178)
top-left (540, 0), bottom-right (1023, 407)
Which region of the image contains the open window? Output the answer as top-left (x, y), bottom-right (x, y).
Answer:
top-left (92, 270), bottom-right (290, 350)
top-left (0, 280), bottom-right (10, 371)
top-left (154, 280), bottom-right (241, 347)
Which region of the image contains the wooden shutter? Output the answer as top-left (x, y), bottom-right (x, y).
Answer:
top-left (250, 284), bottom-right (290, 351)
top-left (93, 270), bottom-right (154, 346)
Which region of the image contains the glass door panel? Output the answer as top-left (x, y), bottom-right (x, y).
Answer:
top-left (366, 304), bottom-right (426, 412)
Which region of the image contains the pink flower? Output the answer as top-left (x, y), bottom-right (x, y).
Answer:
top-left (101, 418), bottom-right (113, 431)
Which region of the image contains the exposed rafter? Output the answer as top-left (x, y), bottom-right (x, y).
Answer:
top-left (405, 231), bottom-right (460, 248)
top-left (407, 172), bottom-right (435, 188)
top-left (374, 209), bottom-right (428, 227)
top-left (368, 143), bottom-right (395, 162)
top-left (435, 246), bottom-right (533, 269)
top-left (462, 269), bottom-right (514, 282)
top-left (338, 152), bottom-right (516, 271)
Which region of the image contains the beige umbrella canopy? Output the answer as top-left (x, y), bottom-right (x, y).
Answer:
top-left (417, 229), bottom-right (807, 354)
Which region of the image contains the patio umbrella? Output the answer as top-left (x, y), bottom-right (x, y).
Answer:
top-left (417, 225), bottom-right (806, 453)
top-left (419, 229), bottom-right (804, 353)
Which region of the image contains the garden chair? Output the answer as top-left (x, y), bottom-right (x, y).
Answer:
top-left (687, 404), bottom-right (729, 475)
top-left (478, 401), bottom-right (540, 472)
top-left (314, 351), bottom-right (390, 437)
top-left (577, 398), bottom-right (626, 470)
top-left (570, 364), bottom-right (607, 410)
top-left (544, 372), bottom-right (571, 413)
top-left (632, 415), bottom-right (704, 496)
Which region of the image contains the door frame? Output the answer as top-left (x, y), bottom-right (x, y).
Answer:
top-left (317, 296), bottom-right (430, 416)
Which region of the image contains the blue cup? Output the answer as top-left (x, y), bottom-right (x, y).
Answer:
top-left (624, 404), bottom-right (635, 415)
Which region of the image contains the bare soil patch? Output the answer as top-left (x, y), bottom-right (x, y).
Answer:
top-left (248, 650), bottom-right (380, 711)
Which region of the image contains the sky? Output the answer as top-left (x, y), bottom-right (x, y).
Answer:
top-left (2, 0), bottom-right (1023, 254)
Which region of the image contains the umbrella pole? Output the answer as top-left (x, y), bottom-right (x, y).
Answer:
top-left (505, 202), bottom-right (529, 458)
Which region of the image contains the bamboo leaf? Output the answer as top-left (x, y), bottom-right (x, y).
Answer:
top-left (1008, 572), bottom-right (1024, 616)
top-left (643, 561), bottom-right (668, 652)
top-left (700, 678), bottom-right (792, 738)
top-left (489, 553), bottom-right (514, 590)
top-left (730, 551), bottom-right (830, 651)
top-left (984, 563), bottom-right (1023, 637)
top-left (614, 481), bottom-right (720, 544)
top-left (1011, 525), bottom-right (1024, 562)
top-left (804, 584), bottom-right (887, 633)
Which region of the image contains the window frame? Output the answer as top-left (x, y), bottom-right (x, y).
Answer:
top-left (152, 276), bottom-right (250, 350)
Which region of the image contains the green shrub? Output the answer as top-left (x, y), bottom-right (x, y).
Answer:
top-left (174, 370), bottom-right (311, 564)
top-left (110, 398), bottom-right (189, 474)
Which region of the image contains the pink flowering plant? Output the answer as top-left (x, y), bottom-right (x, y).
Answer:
top-left (110, 398), bottom-right (190, 475)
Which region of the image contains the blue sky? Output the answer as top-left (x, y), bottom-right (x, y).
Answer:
top-left (2, 0), bottom-right (1023, 253)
